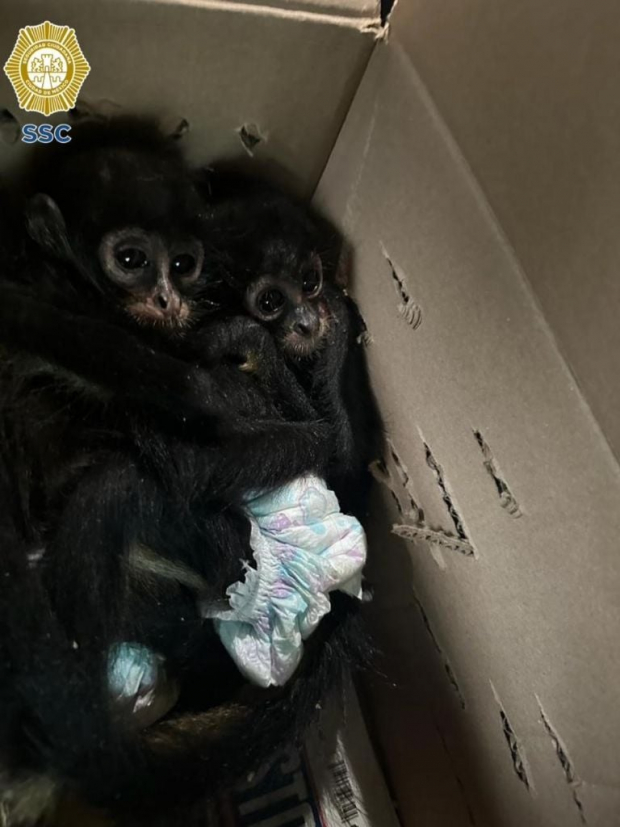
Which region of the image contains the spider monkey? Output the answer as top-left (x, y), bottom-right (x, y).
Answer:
top-left (197, 169), bottom-right (384, 518)
top-left (0, 119), bottom-right (367, 823)
top-left (1, 117), bottom-right (310, 427)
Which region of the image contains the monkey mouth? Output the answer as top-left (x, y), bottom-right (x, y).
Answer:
top-left (283, 335), bottom-right (320, 358)
top-left (281, 320), bottom-right (329, 359)
top-left (126, 301), bottom-right (192, 330)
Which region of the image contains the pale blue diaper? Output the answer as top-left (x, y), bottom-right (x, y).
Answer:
top-left (108, 642), bottom-right (179, 728)
top-left (206, 475), bottom-right (367, 688)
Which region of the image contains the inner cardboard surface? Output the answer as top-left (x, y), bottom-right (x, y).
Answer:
top-left (391, 0), bottom-right (620, 465)
top-left (0, 0), bottom-right (378, 195)
top-left (2, 1), bottom-right (619, 825)
top-left (315, 7), bottom-right (620, 825)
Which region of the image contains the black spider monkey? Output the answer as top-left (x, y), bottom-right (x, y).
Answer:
top-left (0, 118), bottom-right (367, 823)
top-left (197, 169), bottom-right (384, 518)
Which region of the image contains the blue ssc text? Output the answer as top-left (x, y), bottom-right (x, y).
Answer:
top-left (21, 124), bottom-right (72, 144)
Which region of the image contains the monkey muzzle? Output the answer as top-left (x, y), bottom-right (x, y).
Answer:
top-left (147, 287), bottom-right (183, 320)
top-left (283, 306), bottom-right (323, 356)
top-left (131, 289), bottom-right (187, 325)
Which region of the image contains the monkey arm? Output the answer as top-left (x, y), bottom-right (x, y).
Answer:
top-left (191, 314), bottom-right (320, 423)
top-left (0, 287), bottom-right (304, 429)
top-left (310, 289), bottom-right (384, 514)
top-left (311, 288), bottom-right (357, 466)
top-left (0, 442), bottom-right (364, 818)
top-left (0, 445), bottom-right (123, 797)
top-left (0, 286), bottom-right (227, 420)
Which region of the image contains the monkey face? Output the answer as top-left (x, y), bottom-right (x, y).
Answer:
top-left (245, 255), bottom-right (328, 357)
top-left (99, 228), bottom-right (203, 327)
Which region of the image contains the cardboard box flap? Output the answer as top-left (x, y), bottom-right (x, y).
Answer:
top-left (316, 26), bottom-right (620, 826)
top-left (220, 0), bottom-right (381, 21)
top-left (0, 0), bottom-right (381, 195)
top-left (387, 0), bottom-right (620, 463)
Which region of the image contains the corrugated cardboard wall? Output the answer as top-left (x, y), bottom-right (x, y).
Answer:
top-left (0, 0), bottom-right (379, 195)
top-left (315, 14), bottom-right (620, 826)
top-left (2, 1), bottom-right (618, 824)
top-left (387, 0), bottom-right (620, 463)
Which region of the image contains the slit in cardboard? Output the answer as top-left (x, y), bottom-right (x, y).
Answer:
top-left (370, 454), bottom-right (420, 522)
top-left (238, 123), bottom-right (265, 156)
top-left (369, 459), bottom-right (406, 520)
top-left (355, 310), bottom-right (373, 346)
top-left (444, 663), bottom-right (467, 711)
top-left (415, 598), bottom-right (466, 710)
top-left (69, 97), bottom-right (123, 121)
top-left (380, 0), bottom-right (397, 26)
top-left (423, 441), bottom-right (472, 545)
top-left (434, 721), bottom-right (478, 826)
top-left (370, 458), bottom-right (406, 522)
top-left (392, 524), bottom-right (474, 557)
top-left (536, 697), bottom-right (587, 824)
top-left (170, 117), bottom-right (189, 141)
top-left (372, 443), bottom-right (475, 562)
top-left (387, 441), bottom-right (424, 522)
top-left (380, 243), bottom-right (422, 329)
top-left (389, 489), bottom-right (405, 518)
top-left (490, 682), bottom-right (534, 794)
top-left (473, 430), bottom-right (522, 518)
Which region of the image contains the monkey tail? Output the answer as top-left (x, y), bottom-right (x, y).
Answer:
top-left (0, 457), bottom-right (368, 823)
top-left (20, 594), bottom-right (369, 820)
top-left (0, 449), bottom-right (136, 803)
top-left (139, 592), bottom-right (370, 802)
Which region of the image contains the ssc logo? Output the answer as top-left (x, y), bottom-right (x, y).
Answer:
top-left (21, 124), bottom-right (72, 144)
top-left (3, 21), bottom-right (90, 116)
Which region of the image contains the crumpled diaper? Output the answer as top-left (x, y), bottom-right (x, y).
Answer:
top-left (107, 642), bottom-right (179, 728)
top-left (207, 475), bottom-right (367, 688)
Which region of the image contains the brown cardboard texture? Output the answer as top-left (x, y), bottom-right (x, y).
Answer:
top-left (389, 0), bottom-right (620, 464)
top-left (315, 6), bottom-right (620, 825)
top-left (3, 0), bottom-right (620, 825)
top-left (0, 0), bottom-right (380, 195)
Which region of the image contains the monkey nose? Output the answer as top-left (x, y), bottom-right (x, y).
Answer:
top-left (153, 291), bottom-right (181, 319)
top-left (294, 319), bottom-right (318, 337)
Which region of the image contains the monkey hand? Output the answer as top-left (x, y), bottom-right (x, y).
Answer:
top-left (200, 317), bottom-right (317, 421)
top-left (198, 316), bottom-right (270, 366)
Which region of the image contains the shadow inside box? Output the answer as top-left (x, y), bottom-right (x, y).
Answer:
top-left (355, 484), bottom-right (511, 827)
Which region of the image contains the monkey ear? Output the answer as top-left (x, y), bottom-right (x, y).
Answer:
top-left (25, 193), bottom-right (74, 261)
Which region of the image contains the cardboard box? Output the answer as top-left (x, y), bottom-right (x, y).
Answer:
top-left (3, 0), bottom-right (620, 824)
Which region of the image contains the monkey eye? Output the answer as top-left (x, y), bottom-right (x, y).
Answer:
top-left (256, 288), bottom-right (286, 317)
top-left (171, 253), bottom-right (197, 276)
top-left (302, 266), bottom-right (322, 297)
top-left (116, 247), bottom-right (149, 270)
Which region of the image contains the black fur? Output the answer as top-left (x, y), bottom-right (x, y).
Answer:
top-left (0, 119), bottom-right (369, 821)
top-left (197, 170), bottom-right (384, 517)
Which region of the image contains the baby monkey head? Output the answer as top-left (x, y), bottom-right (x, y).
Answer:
top-left (205, 186), bottom-right (338, 358)
top-left (24, 119), bottom-right (207, 329)
top-left (98, 226), bottom-right (203, 326)
top-left (245, 251), bottom-right (327, 358)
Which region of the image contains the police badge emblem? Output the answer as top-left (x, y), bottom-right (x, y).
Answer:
top-left (3, 21), bottom-right (90, 116)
